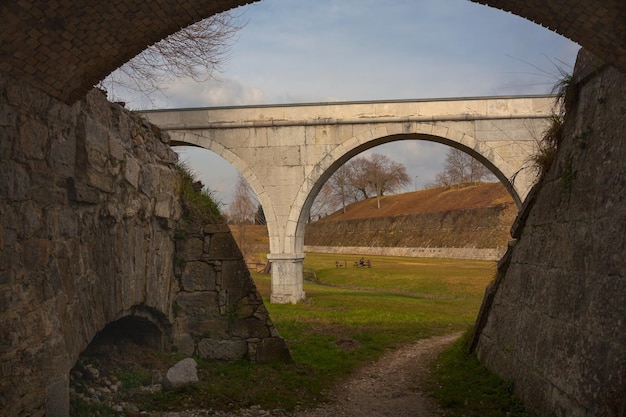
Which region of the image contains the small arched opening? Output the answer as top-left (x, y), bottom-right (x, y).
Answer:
top-left (69, 307), bottom-right (172, 414)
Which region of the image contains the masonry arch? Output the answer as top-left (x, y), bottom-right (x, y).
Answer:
top-left (289, 129), bottom-right (527, 255)
top-left (68, 305), bottom-right (172, 414)
top-left (83, 305), bottom-right (173, 354)
top-left (169, 132), bottom-right (280, 251)
top-left (0, 1), bottom-right (624, 104)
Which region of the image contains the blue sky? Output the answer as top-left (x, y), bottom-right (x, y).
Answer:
top-left (123, 0), bottom-right (580, 206)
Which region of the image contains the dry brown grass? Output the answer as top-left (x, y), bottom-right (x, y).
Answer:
top-left (229, 183), bottom-right (516, 256)
top-left (320, 182), bottom-right (513, 221)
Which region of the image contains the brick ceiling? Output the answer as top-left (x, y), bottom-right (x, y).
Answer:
top-left (0, 0), bottom-right (624, 103)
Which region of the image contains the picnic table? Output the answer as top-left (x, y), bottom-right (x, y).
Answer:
top-left (353, 259), bottom-right (372, 268)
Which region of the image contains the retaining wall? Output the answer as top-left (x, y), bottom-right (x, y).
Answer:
top-left (474, 50), bottom-right (626, 417)
top-left (304, 246), bottom-right (504, 261)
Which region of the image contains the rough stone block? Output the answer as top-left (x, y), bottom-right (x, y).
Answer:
top-left (175, 291), bottom-right (219, 318)
top-left (197, 338), bottom-right (247, 360)
top-left (176, 238), bottom-right (204, 261)
top-left (171, 333), bottom-right (195, 356)
top-left (206, 232), bottom-right (242, 260)
top-left (66, 177), bottom-right (99, 204)
top-left (45, 376), bottom-right (69, 417)
top-left (254, 337), bottom-right (293, 363)
top-left (193, 319), bottom-right (231, 340)
top-left (221, 260), bottom-right (254, 304)
top-left (124, 158), bottom-right (140, 189)
top-left (231, 318), bottom-right (270, 339)
top-left (164, 358), bottom-right (199, 390)
top-left (180, 261), bottom-right (217, 292)
top-left (154, 197), bottom-right (171, 219)
top-left (0, 161), bottom-right (30, 201)
top-left (18, 115), bottom-right (48, 160)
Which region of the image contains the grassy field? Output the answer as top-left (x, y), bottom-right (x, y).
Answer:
top-left (256, 253), bottom-right (496, 348)
top-left (72, 253), bottom-right (527, 416)
top-left (249, 252), bottom-right (526, 416)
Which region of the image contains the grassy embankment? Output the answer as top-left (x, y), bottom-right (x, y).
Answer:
top-left (73, 253), bottom-right (526, 416)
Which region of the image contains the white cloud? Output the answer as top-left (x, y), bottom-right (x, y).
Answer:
top-left (157, 77), bottom-right (264, 108)
top-left (138, 0), bottom-right (580, 206)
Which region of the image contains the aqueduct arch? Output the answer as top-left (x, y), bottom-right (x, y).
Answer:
top-left (293, 132), bottom-right (520, 252)
top-left (0, 1), bottom-right (625, 104)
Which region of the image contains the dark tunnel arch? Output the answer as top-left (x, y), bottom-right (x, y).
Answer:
top-left (0, 1), bottom-right (625, 104)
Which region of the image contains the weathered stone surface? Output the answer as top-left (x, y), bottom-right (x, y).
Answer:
top-left (0, 71), bottom-right (285, 417)
top-left (197, 338), bottom-right (248, 360)
top-left (231, 319), bottom-right (271, 340)
top-left (475, 51), bottom-right (626, 417)
top-left (177, 318), bottom-right (230, 340)
top-left (254, 337), bottom-right (293, 364)
top-left (176, 237), bottom-right (204, 262)
top-left (172, 227), bottom-right (286, 363)
top-left (175, 291), bottom-right (220, 318)
top-left (180, 262), bottom-right (217, 292)
top-left (221, 260), bottom-right (254, 304)
top-left (207, 232), bottom-right (243, 260)
top-left (171, 333), bottom-right (195, 357)
top-left (164, 358), bottom-right (199, 390)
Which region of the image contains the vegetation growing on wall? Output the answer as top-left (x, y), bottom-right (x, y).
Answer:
top-left (530, 69), bottom-right (575, 182)
top-left (176, 163), bottom-right (223, 225)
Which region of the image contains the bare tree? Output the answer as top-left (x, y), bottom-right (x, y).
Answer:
top-left (365, 153), bottom-right (410, 209)
top-left (349, 157), bottom-right (373, 200)
top-left (309, 181), bottom-right (335, 221)
top-left (100, 11), bottom-right (244, 104)
top-left (227, 174), bottom-right (256, 224)
top-left (329, 163), bottom-right (358, 213)
top-left (434, 148), bottom-right (491, 187)
top-left (313, 153), bottom-right (411, 214)
top-left (227, 174), bottom-right (258, 259)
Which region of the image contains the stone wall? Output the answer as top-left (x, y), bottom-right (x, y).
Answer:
top-left (173, 223), bottom-right (290, 363)
top-left (474, 51), bottom-right (626, 416)
top-left (0, 76), bottom-right (180, 417)
top-left (0, 74), bottom-right (288, 417)
top-left (304, 245), bottom-right (504, 261)
top-left (305, 202), bottom-right (516, 252)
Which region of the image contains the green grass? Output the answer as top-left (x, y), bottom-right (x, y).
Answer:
top-left (73, 253), bottom-right (526, 416)
top-left (427, 331), bottom-right (528, 417)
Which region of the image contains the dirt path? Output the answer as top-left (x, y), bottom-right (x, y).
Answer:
top-left (292, 332), bottom-right (461, 417)
top-left (155, 332), bottom-right (461, 417)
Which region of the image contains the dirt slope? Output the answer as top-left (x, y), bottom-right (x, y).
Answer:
top-left (306, 183), bottom-right (516, 249)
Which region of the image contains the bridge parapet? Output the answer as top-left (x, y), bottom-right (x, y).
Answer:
top-left (145, 95), bottom-right (555, 129)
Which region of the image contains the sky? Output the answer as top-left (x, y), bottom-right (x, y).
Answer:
top-left (114, 0), bottom-right (580, 207)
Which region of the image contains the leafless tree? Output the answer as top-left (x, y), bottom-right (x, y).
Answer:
top-left (227, 174), bottom-right (258, 258)
top-left (349, 157), bottom-right (373, 200)
top-left (434, 148), bottom-right (491, 187)
top-left (365, 153), bottom-right (411, 209)
top-left (309, 181), bottom-right (335, 221)
top-left (227, 174), bottom-right (256, 224)
top-left (100, 11), bottom-right (244, 104)
top-left (312, 153), bottom-right (411, 215)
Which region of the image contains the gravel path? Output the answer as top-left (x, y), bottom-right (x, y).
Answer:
top-left (155, 332), bottom-right (461, 417)
top-left (293, 332), bottom-right (460, 417)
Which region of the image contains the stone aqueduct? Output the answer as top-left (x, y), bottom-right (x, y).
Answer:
top-left (142, 96), bottom-right (554, 303)
top-left (1, 1), bottom-right (626, 417)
